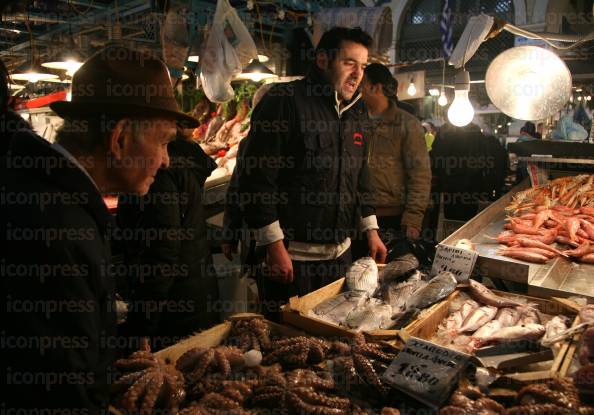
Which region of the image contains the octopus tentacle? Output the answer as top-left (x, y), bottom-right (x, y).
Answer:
top-left (139, 374), bottom-right (164, 415)
top-left (121, 371), bottom-right (153, 411)
top-left (116, 357), bottom-right (160, 372)
top-left (176, 348), bottom-right (207, 372)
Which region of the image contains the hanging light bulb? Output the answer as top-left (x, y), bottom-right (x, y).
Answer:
top-left (407, 77), bottom-right (417, 96)
top-left (438, 90), bottom-right (448, 106)
top-left (447, 69), bottom-right (474, 127)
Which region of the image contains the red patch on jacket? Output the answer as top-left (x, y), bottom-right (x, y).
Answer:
top-left (353, 132), bottom-right (363, 146)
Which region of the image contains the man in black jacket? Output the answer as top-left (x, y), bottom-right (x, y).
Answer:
top-left (0, 45), bottom-right (197, 413)
top-left (116, 134), bottom-right (220, 347)
top-left (238, 27), bottom-right (386, 319)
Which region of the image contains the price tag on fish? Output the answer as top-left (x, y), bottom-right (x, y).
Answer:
top-left (431, 244), bottom-right (478, 282)
top-left (382, 337), bottom-right (471, 410)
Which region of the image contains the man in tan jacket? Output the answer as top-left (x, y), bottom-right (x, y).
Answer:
top-left (360, 63), bottom-right (431, 252)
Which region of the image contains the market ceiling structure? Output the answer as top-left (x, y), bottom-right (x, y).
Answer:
top-left (0, 0), bottom-right (375, 74)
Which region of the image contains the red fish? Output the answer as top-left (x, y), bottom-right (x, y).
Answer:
top-left (566, 217), bottom-right (581, 242)
top-left (581, 219), bottom-right (594, 240)
top-left (515, 237), bottom-right (567, 257)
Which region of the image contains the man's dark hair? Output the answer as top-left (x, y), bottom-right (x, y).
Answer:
top-left (315, 27), bottom-right (372, 61)
top-left (364, 63), bottom-right (397, 100)
top-left (520, 121), bottom-right (536, 137)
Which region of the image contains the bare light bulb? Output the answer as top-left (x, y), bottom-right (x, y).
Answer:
top-left (447, 69), bottom-right (474, 127)
top-left (407, 80), bottom-right (417, 96)
top-left (438, 91), bottom-right (448, 106)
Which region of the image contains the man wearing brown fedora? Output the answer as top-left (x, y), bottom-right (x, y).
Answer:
top-left (0, 45), bottom-right (197, 412)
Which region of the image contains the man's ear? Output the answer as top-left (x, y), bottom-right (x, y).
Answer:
top-left (315, 51), bottom-right (329, 71)
top-left (108, 118), bottom-right (131, 161)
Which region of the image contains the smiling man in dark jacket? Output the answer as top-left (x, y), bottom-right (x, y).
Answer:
top-left (117, 134), bottom-right (220, 347)
top-left (238, 27), bottom-right (386, 319)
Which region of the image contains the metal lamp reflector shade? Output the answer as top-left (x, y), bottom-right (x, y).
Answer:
top-left (12, 64), bottom-right (59, 82)
top-left (42, 59), bottom-right (84, 74)
top-left (486, 46), bottom-right (572, 121)
top-left (235, 59), bottom-right (277, 82)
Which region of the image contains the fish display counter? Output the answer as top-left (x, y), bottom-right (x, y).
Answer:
top-left (441, 175), bottom-right (594, 300)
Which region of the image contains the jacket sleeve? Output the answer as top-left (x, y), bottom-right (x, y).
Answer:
top-left (357, 135), bottom-right (377, 229)
top-left (2, 223), bottom-right (114, 414)
top-left (222, 167), bottom-right (243, 244)
top-left (237, 90), bottom-right (294, 244)
top-left (401, 116), bottom-right (432, 229)
top-left (120, 171), bottom-right (182, 336)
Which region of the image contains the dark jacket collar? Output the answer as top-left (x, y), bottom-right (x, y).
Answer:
top-left (6, 130), bottom-right (112, 233)
top-left (305, 66), bottom-right (363, 113)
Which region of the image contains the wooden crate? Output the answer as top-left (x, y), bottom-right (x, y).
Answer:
top-left (403, 289), bottom-right (578, 382)
top-left (155, 313), bottom-right (304, 365)
top-left (280, 277), bottom-right (444, 341)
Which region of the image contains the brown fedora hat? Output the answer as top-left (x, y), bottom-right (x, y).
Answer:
top-left (50, 44), bottom-right (198, 128)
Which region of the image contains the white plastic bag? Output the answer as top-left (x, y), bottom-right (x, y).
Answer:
top-left (200, 0), bottom-right (257, 103)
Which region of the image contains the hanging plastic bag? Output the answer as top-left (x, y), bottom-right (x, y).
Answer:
top-left (200, 0), bottom-right (257, 103)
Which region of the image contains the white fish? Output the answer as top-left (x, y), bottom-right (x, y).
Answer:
top-left (495, 307), bottom-right (521, 328)
top-left (345, 299), bottom-right (392, 331)
top-left (480, 323), bottom-right (546, 344)
top-left (459, 299), bottom-right (480, 320)
top-left (457, 306), bottom-right (498, 334)
top-left (517, 306), bottom-right (541, 325)
top-left (469, 320), bottom-right (504, 350)
top-left (541, 316), bottom-right (570, 347)
top-left (382, 271), bottom-right (426, 313)
top-left (309, 290), bottom-right (369, 325)
top-left (473, 320), bottom-right (503, 340)
top-left (404, 271), bottom-right (458, 311)
top-left (378, 254), bottom-right (419, 281)
top-left (346, 257), bottom-right (378, 295)
top-left (438, 300), bottom-right (480, 336)
top-left (468, 279), bottom-right (524, 307)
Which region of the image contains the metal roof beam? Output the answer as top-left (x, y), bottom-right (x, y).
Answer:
top-left (0, 0), bottom-right (151, 54)
top-left (58, 0), bottom-right (108, 9)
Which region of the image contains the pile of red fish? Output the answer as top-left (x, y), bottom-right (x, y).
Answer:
top-left (490, 175), bottom-right (594, 264)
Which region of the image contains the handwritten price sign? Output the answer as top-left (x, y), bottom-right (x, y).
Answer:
top-left (383, 337), bottom-right (470, 409)
top-left (430, 244), bottom-right (478, 282)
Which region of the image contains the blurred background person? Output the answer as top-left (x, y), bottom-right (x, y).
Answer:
top-left (431, 123), bottom-right (508, 221)
top-left (359, 63), bottom-right (431, 258)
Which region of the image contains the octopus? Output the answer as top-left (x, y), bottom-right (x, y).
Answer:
top-left (185, 364), bottom-right (275, 402)
top-left (225, 317), bottom-right (271, 352)
top-left (178, 393), bottom-right (250, 415)
top-left (262, 336), bottom-right (330, 367)
top-left (112, 343), bottom-right (186, 414)
top-left (508, 378), bottom-right (594, 415)
top-left (439, 385), bottom-right (505, 415)
top-left (331, 334), bottom-right (399, 398)
top-left (252, 368), bottom-right (351, 415)
top-left (175, 346), bottom-right (245, 381)
top-left (178, 380), bottom-right (255, 415)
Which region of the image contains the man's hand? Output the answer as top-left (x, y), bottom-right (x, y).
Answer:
top-left (406, 226), bottom-right (421, 240)
top-left (265, 240), bottom-right (294, 283)
top-left (222, 243), bottom-right (237, 261)
top-left (367, 229), bottom-right (387, 264)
